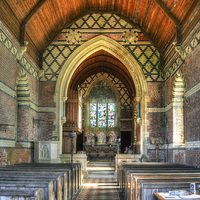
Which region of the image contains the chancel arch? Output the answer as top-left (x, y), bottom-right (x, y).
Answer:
top-left (54, 35), bottom-right (149, 156)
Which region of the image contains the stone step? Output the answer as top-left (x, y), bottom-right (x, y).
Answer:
top-left (87, 166), bottom-right (115, 171)
top-left (87, 170), bottom-right (116, 178)
top-left (87, 161), bottom-right (115, 167)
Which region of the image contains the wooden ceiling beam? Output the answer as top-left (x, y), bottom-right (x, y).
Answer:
top-left (20, 0), bottom-right (48, 44)
top-left (153, 0), bottom-right (181, 30)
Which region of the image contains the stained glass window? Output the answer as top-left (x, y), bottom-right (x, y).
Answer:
top-left (90, 103), bottom-right (115, 128)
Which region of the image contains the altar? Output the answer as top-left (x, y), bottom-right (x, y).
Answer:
top-left (84, 144), bottom-right (117, 162)
top-left (84, 130), bottom-right (118, 162)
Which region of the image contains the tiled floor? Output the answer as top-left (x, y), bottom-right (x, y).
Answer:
top-left (76, 178), bottom-right (121, 200)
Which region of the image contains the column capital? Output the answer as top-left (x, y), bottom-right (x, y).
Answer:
top-left (134, 96), bottom-right (141, 103)
top-left (62, 96), bottom-right (68, 102)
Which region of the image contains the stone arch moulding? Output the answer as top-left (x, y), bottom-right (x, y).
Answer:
top-left (54, 35), bottom-right (149, 155)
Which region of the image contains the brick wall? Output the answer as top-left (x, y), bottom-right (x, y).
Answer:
top-left (147, 113), bottom-right (165, 143)
top-left (0, 26), bottom-right (38, 165)
top-left (160, 35), bottom-right (200, 167)
top-left (147, 82), bottom-right (164, 107)
top-left (0, 92), bottom-right (16, 139)
top-left (38, 113), bottom-right (56, 141)
top-left (0, 149), bottom-right (32, 166)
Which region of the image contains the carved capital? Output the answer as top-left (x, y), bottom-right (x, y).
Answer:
top-left (134, 96), bottom-right (141, 103)
top-left (61, 116), bottom-right (66, 125)
top-left (62, 96), bottom-right (68, 102)
top-left (38, 69), bottom-right (44, 78)
top-left (137, 117), bottom-right (142, 124)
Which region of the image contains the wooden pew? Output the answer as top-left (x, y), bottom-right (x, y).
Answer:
top-left (119, 163), bottom-right (197, 192)
top-left (15, 163), bottom-right (82, 190)
top-left (118, 163), bottom-right (200, 200)
top-left (4, 164), bottom-right (77, 197)
top-left (134, 176), bottom-right (200, 200)
top-left (0, 180), bottom-right (54, 200)
top-left (0, 188), bottom-right (42, 200)
top-left (0, 171), bottom-right (65, 200)
top-left (0, 172), bottom-right (67, 200)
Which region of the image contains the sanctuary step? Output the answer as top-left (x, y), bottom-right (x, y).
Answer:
top-left (87, 161), bottom-right (115, 167)
top-left (87, 161), bottom-right (116, 178)
top-left (87, 170), bottom-right (115, 178)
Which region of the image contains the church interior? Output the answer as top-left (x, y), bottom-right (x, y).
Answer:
top-left (0, 0), bottom-right (200, 199)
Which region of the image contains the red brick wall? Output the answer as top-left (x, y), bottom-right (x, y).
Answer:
top-left (147, 113), bottom-right (165, 143)
top-left (38, 82), bottom-right (56, 140)
top-left (0, 92), bottom-right (16, 139)
top-left (0, 30), bottom-right (38, 165)
top-left (39, 82), bottom-right (56, 107)
top-left (165, 109), bottom-right (173, 144)
top-left (17, 107), bottom-right (38, 141)
top-left (181, 45), bottom-right (200, 89)
top-left (0, 149), bottom-right (32, 166)
top-left (147, 82), bottom-right (164, 107)
top-left (185, 93), bottom-right (200, 141)
top-left (0, 43), bottom-right (20, 89)
top-left (160, 36), bottom-right (200, 168)
top-left (38, 113), bottom-right (56, 141)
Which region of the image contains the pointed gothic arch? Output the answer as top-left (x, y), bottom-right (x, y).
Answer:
top-left (54, 35), bottom-right (149, 155)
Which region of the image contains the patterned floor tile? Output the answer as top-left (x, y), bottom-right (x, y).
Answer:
top-left (76, 178), bottom-right (121, 200)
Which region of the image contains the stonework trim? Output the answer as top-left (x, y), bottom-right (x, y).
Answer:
top-left (54, 35), bottom-right (149, 155)
top-left (0, 21), bottom-right (39, 81)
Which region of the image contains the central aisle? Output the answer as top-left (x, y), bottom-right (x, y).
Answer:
top-left (76, 178), bottom-right (121, 200)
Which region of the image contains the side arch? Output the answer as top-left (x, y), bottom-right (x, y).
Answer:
top-left (54, 35), bottom-right (149, 155)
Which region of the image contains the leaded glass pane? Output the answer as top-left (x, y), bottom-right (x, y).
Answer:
top-left (108, 103), bottom-right (114, 119)
top-left (90, 103), bottom-right (96, 127)
top-left (108, 120), bottom-right (114, 127)
top-left (90, 120), bottom-right (96, 127)
top-left (90, 103), bottom-right (96, 112)
top-left (98, 103), bottom-right (106, 127)
top-left (98, 119), bottom-right (106, 127)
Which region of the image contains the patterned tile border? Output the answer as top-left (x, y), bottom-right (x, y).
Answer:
top-left (164, 28), bottom-right (200, 80)
top-left (0, 22), bottom-right (39, 81)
